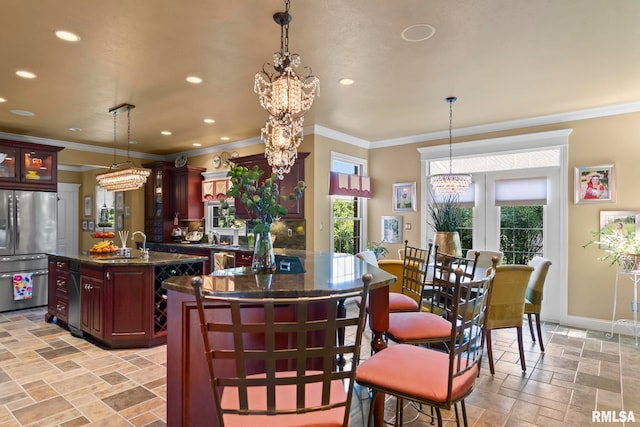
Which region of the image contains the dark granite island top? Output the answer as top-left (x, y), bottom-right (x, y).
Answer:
top-left (162, 251), bottom-right (397, 427)
top-left (162, 251), bottom-right (395, 298)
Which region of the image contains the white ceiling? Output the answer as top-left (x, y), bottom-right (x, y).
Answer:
top-left (1, 0), bottom-right (639, 158)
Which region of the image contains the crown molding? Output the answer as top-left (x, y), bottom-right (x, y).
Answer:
top-left (2, 101), bottom-right (638, 160)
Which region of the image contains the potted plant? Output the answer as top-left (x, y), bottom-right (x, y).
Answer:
top-left (584, 228), bottom-right (640, 271)
top-left (222, 164), bottom-right (305, 273)
top-left (428, 193), bottom-right (464, 256)
top-left (367, 241), bottom-right (389, 260)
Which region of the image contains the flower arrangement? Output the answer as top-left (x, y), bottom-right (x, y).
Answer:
top-left (222, 163), bottom-right (305, 273)
top-left (584, 228), bottom-right (640, 269)
top-left (222, 164), bottom-right (306, 234)
top-left (366, 241), bottom-right (389, 260)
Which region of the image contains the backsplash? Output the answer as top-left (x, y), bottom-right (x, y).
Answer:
top-left (241, 220), bottom-right (306, 250)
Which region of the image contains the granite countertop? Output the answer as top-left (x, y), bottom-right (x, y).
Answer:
top-left (162, 251), bottom-right (396, 298)
top-left (151, 242), bottom-right (253, 252)
top-left (50, 251), bottom-right (208, 266)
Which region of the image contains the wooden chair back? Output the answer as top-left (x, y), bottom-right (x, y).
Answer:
top-left (191, 274), bottom-right (371, 426)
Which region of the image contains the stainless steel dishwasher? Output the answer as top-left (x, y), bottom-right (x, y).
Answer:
top-left (67, 260), bottom-right (83, 337)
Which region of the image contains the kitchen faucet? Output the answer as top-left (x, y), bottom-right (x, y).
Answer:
top-left (132, 231), bottom-right (148, 258)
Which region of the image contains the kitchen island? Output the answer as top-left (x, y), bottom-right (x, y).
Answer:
top-left (162, 251), bottom-right (396, 427)
top-left (47, 251), bottom-right (207, 348)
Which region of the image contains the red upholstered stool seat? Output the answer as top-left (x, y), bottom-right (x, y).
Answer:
top-left (386, 311), bottom-right (452, 343)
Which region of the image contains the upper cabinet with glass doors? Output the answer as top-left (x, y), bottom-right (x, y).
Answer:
top-left (0, 139), bottom-right (63, 191)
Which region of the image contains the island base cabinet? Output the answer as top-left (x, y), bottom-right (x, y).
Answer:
top-left (80, 268), bottom-right (104, 339)
top-left (106, 267), bottom-right (155, 348)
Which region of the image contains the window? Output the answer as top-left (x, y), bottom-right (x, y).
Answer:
top-left (330, 153), bottom-right (368, 254)
top-left (95, 185), bottom-right (115, 230)
top-left (419, 129), bottom-right (569, 323)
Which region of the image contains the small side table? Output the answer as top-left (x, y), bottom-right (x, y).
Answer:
top-left (607, 266), bottom-right (639, 346)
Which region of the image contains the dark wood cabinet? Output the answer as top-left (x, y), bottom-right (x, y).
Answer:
top-left (47, 259), bottom-right (69, 323)
top-left (234, 251), bottom-right (253, 267)
top-left (0, 139), bottom-right (63, 191)
top-left (171, 165), bottom-right (206, 221)
top-left (48, 255), bottom-right (205, 348)
top-left (143, 162), bottom-right (205, 242)
top-left (143, 161), bottom-right (174, 243)
top-left (231, 152), bottom-right (308, 220)
top-left (80, 265), bottom-right (104, 339)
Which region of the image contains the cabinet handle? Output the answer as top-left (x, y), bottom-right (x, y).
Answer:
top-left (106, 271), bottom-right (110, 280)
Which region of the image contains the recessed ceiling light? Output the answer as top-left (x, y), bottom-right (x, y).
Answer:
top-left (186, 76), bottom-right (203, 84)
top-left (401, 23), bottom-right (436, 42)
top-left (16, 70), bottom-right (36, 79)
top-left (339, 78), bottom-right (355, 86)
top-left (55, 30), bottom-right (81, 42)
top-left (220, 137), bottom-right (230, 141)
top-left (11, 109), bottom-right (35, 117)
top-left (68, 127), bottom-right (82, 132)
top-left (203, 118), bottom-right (215, 124)
top-left (193, 143), bottom-right (202, 147)
top-left (0, 98), bottom-right (6, 103)
top-left (161, 131), bottom-right (172, 136)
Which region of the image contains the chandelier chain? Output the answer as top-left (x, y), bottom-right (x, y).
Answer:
top-left (449, 99), bottom-right (453, 173)
top-left (127, 106), bottom-right (132, 161)
top-left (112, 110), bottom-right (117, 165)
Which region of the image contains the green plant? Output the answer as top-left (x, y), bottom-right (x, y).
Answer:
top-left (367, 241), bottom-right (389, 259)
top-left (583, 229), bottom-right (640, 266)
top-left (222, 164), bottom-right (305, 234)
top-left (428, 193), bottom-right (464, 232)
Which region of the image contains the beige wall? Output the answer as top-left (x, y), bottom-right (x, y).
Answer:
top-left (367, 112), bottom-right (640, 323)
top-left (57, 110), bottom-right (640, 324)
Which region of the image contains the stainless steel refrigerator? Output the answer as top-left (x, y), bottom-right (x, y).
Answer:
top-left (0, 190), bottom-right (57, 312)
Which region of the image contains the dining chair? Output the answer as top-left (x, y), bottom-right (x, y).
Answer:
top-left (485, 264), bottom-right (534, 375)
top-left (356, 269), bottom-right (495, 427)
top-left (191, 274), bottom-right (371, 427)
top-left (525, 256), bottom-right (553, 351)
top-left (465, 249), bottom-right (504, 272)
top-left (357, 241), bottom-right (431, 313)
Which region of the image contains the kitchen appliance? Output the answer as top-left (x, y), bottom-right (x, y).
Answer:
top-left (0, 190), bottom-right (57, 312)
top-left (67, 259), bottom-right (83, 337)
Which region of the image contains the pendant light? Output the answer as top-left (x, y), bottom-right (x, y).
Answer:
top-left (429, 96), bottom-right (472, 196)
top-left (254, 0), bottom-right (319, 178)
top-left (96, 103), bottom-right (151, 192)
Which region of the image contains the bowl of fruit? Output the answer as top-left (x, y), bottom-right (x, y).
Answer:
top-left (89, 240), bottom-right (118, 255)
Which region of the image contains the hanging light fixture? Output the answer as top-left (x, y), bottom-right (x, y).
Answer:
top-left (429, 96), bottom-right (472, 196)
top-left (96, 104), bottom-right (151, 192)
top-left (254, 0), bottom-right (319, 178)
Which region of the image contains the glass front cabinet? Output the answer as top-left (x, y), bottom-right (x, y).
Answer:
top-left (0, 140), bottom-right (62, 191)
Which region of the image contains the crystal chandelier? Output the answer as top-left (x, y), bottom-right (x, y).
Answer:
top-left (429, 97), bottom-right (472, 196)
top-left (96, 104), bottom-right (151, 192)
top-left (254, 0), bottom-right (319, 178)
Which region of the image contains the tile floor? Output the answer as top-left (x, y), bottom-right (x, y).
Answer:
top-left (1, 303), bottom-right (639, 426)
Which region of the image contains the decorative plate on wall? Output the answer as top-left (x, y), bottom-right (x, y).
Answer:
top-left (175, 154), bottom-right (187, 168)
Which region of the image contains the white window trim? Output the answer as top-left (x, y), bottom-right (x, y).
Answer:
top-left (418, 129), bottom-right (571, 325)
top-left (329, 152), bottom-right (369, 253)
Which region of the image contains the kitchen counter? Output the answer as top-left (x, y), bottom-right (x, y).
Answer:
top-left (51, 251), bottom-right (208, 265)
top-left (162, 251), bottom-right (396, 426)
top-left (47, 252), bottom-right (206, 348)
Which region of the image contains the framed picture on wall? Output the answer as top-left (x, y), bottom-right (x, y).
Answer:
top-left (393, 182), bottom-right (416, 212)
top-left (574, 164), bottom-right (615, 204)
top-left (115, 192), bottom-right (124, 212)
top-left (381, 215), bottom-right (402, 244)
top-left (599, 210), bottom-right (640, 249)
top-left (81, 220), bottom-right (88, 231)
top-left (84, 195), bottom-right (93, 217)
top-left (88, 220), bottom-right (95, 231)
